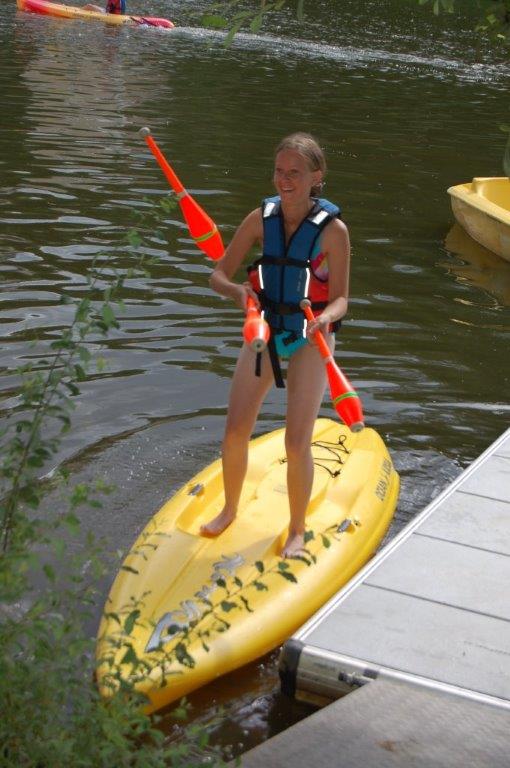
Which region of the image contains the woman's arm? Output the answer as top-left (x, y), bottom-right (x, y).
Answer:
top-left (209, 208), bottom-right (263, 310)
top-left (307, 218), bottom-right (350, 337)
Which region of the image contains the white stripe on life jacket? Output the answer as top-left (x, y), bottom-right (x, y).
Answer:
top-left (303, 268), bottom-right (311, 317)
top-left (311, 210), bottom-right (329, 225)
top-left (258, 264), bottom-right (265, 290)
top-left (263, 202), bottom-right (276, 218)
top-left (302, 268), bottom-right (311, 338)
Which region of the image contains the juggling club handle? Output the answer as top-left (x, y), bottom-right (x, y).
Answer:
top-left (139, 127), bottom-right (185, 194)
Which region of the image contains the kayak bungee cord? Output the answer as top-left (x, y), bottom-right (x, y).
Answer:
top-left (280, 434), bottom-right (351, 478)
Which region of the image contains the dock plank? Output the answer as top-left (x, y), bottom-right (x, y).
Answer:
top-left (305, 585), bottom-right (510, 699)
top-left (458, 454), bottom-right (510, 503)
top-left (239, 679), bottom-right (510, 768)
top-left (494, 433), bottom-right (510, 459)
top-left (365, 535), bottom-right (510, 619)
top-left (417, 491), bottom-right (510, 555)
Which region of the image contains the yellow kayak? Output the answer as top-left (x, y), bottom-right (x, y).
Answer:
top-left (447, 177), bottom-right (510, 263)
top-left (96, 419), bottom-right (399, 713)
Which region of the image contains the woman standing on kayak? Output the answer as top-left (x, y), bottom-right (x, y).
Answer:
top-left (201, 133), bottom-right (350, 558)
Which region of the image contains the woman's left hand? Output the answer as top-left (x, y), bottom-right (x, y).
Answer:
top-left (306, 313), bottom-right (331, 342)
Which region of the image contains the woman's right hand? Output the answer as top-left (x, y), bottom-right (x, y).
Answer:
top-left (233, 282), bottom-right (260, 311)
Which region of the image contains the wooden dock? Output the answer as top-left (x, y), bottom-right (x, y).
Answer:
top-left (239, 427), bottom-right (510, 766)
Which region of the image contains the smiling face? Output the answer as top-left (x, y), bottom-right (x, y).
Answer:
top-left (273, 149), bottom-right (322, 204)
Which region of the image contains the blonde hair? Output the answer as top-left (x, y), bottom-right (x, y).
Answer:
top-left (275, 132), bottom-right (326, 197)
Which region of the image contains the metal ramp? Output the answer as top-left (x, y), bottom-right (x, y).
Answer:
top-left (238, 678), bottom-right (510, 767)
top-left (279, 428), bottom-right (510, 709)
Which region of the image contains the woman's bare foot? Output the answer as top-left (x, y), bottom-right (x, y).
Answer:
top-left (200, 509), bottom-right (236, 538)
top-left (281, 530), bottom-right (305, 558)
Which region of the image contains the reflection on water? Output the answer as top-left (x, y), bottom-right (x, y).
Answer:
top-left (2, 0), bottom-right (510, 757)
top-left (442, 223), bottom-right (510, 307)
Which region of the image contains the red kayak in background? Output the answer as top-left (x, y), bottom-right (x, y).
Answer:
top-left (17, 0), bottom-right (175, 28)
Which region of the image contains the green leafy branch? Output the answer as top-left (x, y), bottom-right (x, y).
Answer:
top-left (417, 0), bottom-right (454, 15)
top-left (0, 199), bottom-right (172, 558)
top-left (417, 0), bottom-right (510, 41)
top-left (97, 525), bottom-right (344, 700)
top-left (0, 193), bottom-right (233, 767)
top-left (200, 0), bottom-right (510, 45)
top-left (201, 0), bottom-right (305, 41)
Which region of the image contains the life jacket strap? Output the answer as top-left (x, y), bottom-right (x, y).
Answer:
top-left (258, 254), bottom-right (308, 269)
top-left (253, 328), bottom-right (289, 389)
top-left (266, 334), bottom-right (285, 388)
top-left (261, 294), bottom-right (328, 317)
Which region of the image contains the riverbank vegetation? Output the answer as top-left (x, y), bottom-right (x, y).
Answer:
top-left (0, 202), bottom-right (229, 767)
top-left (202, 0), bottom-right (510, 43)
top-left (420, 0), bottom-right (510, 41)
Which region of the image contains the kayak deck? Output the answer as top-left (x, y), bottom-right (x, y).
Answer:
top-left (96, 419), bottom-right (399, 713)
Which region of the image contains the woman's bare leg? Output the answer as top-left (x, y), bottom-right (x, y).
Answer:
top-left (200, 343), bottom-right (274, 536)
top-left (282, 335), bottom-right (334, 556)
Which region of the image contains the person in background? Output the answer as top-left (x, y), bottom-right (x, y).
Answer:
top-left (83, 0), bottom-right (125, 14)
top-left (200, 132), bottom-right (350, 557)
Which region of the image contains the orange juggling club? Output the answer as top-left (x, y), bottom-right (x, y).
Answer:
top-left (139, 127), bottom-right (268, 348)
top-left (139, 127), bottom-right (224, 261)
top-left (300, 300), bottom-right (364, 432)
top-left (243, 296), bottom-right (270, 352)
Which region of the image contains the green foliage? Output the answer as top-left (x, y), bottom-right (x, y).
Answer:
top-left (0, 197), bottom-right (228, 767)
top-left (416, 0), bottom-right (510, 41)
top-left (0, 188), bottom-right (352, 765)
top-left (201, 0), bottom-right (296, 40)
top-left (417, 0), bottom-right (454, 15)
top-left (200, 0), bottom-right (510, 44)
top-left (474, 1), bottom-right (510, 41)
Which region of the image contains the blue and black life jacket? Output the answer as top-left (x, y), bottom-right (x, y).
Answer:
top-left (248, 195), bottom-right (341, 336)
top-left (248, 195), bottom-right (342, 387)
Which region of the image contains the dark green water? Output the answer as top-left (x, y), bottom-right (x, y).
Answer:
top-left (1, 0), bottom-right (509, 757)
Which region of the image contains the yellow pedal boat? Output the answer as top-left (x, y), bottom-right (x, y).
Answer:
top-left (447, 177), bottom-right (510, 263)
top-left (96, 419), bottom-right (399, 713)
